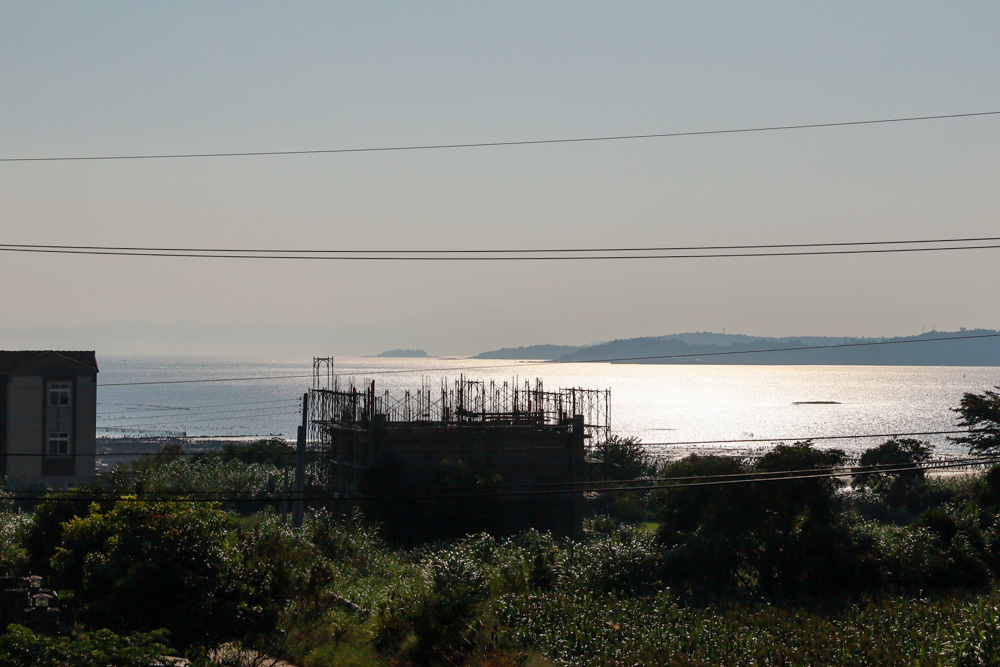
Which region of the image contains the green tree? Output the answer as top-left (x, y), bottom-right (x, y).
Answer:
top-left (852, 438), bottom-right (933, 507)
top-left (590, 435), bottom-right (655, 481)
top-left (0, 625), bottom-right (170, 667)
top-left (749, 442), bottom-right (850, 594)
top-left (23, 487), bottom-right (117, 577)
top-left (589, 435), bottom-right (658, 523)
top-left (656, 443), bottom-right (861, 596)
top-left (951, 387), bottom-right (1000, 454)
top-left (50, 499), bottom-right (249, 650)
top-left (193, 438), bottom-right (295, 467)
top-left (655, 455), bottom-right (757, 595)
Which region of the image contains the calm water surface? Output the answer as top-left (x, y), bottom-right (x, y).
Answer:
top-left (97, 356), bottom-right (1000, 457)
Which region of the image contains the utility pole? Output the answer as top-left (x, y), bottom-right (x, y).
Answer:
top-left (292, 392), bottom-right (308, 528)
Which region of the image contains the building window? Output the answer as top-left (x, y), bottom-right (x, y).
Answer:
top-left (48, 381), bottom-right (72, 407)
top-left (47, 433), bottom-right (70, 457)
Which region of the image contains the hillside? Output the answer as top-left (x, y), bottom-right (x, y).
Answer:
top-left (473, 344), bottom-right (582, 360)
top-left (554, 329), bottom-right (1000, 365)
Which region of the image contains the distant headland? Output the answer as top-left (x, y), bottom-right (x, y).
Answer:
top-left (473, 344), bottom-right (581, 360)
top-left (474, 329), bottom-right (1000, 366)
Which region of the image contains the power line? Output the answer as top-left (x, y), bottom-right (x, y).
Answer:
top-left (99, 373), bottom-right (313, 387)
top-left (69, 428), bottom-right (983, 460)
top-left (2, 110), bottom-right (997, 163)
top-left (97, 401), bottom-right (301, 421)
top-left (97, 397), bottom-right (302, 413)
top-left (638, 430), bottom-right (981, 447)
top-left (2, 242), bottom-right (1000, 261)
top-left (44, 332), bottom-right (993, 389)
top-left (5, 455), bottom-right (996, 503)
top-left (2, 331), bottom-right (994, 406)
top-left (539, 333), bottom-right (1000, 365)
top-left (4, 411), bottom-right (301, 437)
top-left (329, 333), bottom-right (1000, 377)
top-left (4, 235), bottom-right (999, 255)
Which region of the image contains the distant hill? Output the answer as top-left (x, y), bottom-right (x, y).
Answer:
top-left (376, 349), bottom-right (428, 358)
top-left (473, 344), bottom-right (581, 360)
top-left (554, 330), bottom-right (1000, 366)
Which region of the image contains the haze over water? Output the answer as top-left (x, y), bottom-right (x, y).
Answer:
top-left (96, 356), bottom-right (1000, 458)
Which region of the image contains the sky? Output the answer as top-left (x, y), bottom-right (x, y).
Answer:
top-left (2, 2), bottom-right (999, 355)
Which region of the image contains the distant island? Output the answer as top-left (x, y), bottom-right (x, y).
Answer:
top-left (376, 349), bottom-right (428, 358)
top-left (473, 329), bottom-right (1000, 366)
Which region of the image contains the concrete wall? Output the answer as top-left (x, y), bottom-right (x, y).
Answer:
top-left (327, 418), bottom-right (586, 536)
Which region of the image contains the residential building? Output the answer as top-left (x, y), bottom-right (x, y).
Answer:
top-left (0, 351), bottom-right (98, 489)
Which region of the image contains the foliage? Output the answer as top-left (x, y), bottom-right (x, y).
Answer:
top-left (655, 444), bottom-right (865, 597)
top-left (589, 435), bottom-right (656, 482)
top-left (655, 455), bottom-right (754, 595)
top-left (192, 438), bottom-right (296, 467)
top-left (232, 516), bottom-right (338, 661)
top-left (588, 436), bottom-right (659, 523)
top-left (0, 625), bottom-right (171, 667)
top-left (134, 455), bottom-right (287, 514)
top-left (0, 493), bottom-right (30, 570)
top-left (495, 591), bottom-right (1000, 666)
top-left (977, 463), bottom-right (1000, 509)
top-left (49, 499), bottom-right (248, 650)
top-left (303, 508), bottom-right (387, 577)
top-left (852, 438), bottom-right (934, 512)
top-left (950, 386), bottom-right (1000, 454)
top-left (407, 545), bottom-right (493, 663)
top-left (21, 487), bottom-right (117, 577)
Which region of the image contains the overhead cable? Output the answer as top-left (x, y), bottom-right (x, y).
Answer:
top-left (2, 110), bottom-right (997, 163)
top-left (2, 242), bottom-right (1000, 261)
top-left (5, 456), bottom-right (996, 503)
top-left (3, 235), bottom-right (1000, 255)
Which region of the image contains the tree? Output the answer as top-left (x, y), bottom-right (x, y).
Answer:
top-left (23, 487), bottom-right (117, 577)
top-left (655, 443), bottom-right (860, 596)
top-left (50, 499), bottom-right (250, 650)
top-left (852, 438), bottom-right (933, 507)
top-left (749, 442), bottom-right (850, 594)
top-left (951, 387), bottom-right (1000, 454)
top-left (0, 625), bottom-right (170, 667)
top-left (589, 435), bottom-right (655, 481)
top-left (193, 438), bottom-right (295, 467)
top-left (589, 436), bottom-right (658, 523)
top-left (655, 455), bottom-right (757, 595)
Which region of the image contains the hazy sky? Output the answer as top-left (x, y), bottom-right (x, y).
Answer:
top-left (2, 2), bottom-right (999, 355)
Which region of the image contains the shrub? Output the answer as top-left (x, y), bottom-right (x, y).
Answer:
top-left (50, 499), bottom-right (248, 650)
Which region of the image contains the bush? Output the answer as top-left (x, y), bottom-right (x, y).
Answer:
top-left (49, 499), bottom-right (248, 650)
top-left (852, 438), bottom-right (933, 509)
top-left (0, 625), bottom-right (170, 667)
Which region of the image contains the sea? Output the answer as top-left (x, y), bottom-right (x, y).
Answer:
top-left (96, 355), bottom-right (1000, 459)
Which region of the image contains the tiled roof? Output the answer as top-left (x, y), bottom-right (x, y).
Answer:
top-left (0, 351), bottom-right (99, 373)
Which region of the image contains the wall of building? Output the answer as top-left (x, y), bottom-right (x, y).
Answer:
top-left (326, 417), bottom-right (586, 536)
top-left (3, 363), bottom-right (97, 489)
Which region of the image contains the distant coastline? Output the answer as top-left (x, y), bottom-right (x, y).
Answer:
top-left (473, 344), bottom-right (581, 360)
top-left (474, 329), bottom-right (1000, 366)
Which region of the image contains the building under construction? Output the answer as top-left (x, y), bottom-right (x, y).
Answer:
top-left (307, 358), bottom-right (610, 537)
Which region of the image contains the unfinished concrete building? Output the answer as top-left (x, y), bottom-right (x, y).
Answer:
top-left (307, 358), bottom-right (609, 537)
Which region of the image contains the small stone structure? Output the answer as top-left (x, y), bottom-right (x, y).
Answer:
top-left (0, 567), bottom-right (63, 633)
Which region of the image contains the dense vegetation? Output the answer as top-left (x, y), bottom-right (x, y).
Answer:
top-left (2, 387), bottom-right (1000, 665)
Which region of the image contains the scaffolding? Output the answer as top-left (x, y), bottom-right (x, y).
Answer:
top-left (308, 363), bottom-right (610, 446)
